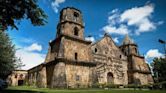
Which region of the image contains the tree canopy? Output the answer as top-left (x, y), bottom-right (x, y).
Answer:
top-left (0, 31), bottom-right (23, 79)
top-left (151, 57), bottom-right (166, 82)
top-left (0, 0), bottom-right (47, 30)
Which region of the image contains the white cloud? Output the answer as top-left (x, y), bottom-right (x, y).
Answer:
top-left (103, 3), bottom-right (163, 35)
top-left (121, 4), bottom-right (154, 25)
top-left (24, 43), bottom-right (42, 52)
top-left (111, 9), bottom-right (118, 14)
top-left (16, 47), bottom-right (46, 70)
top-left (108, 9), bottom-right (120, 25)
top-left (137, 18), bottom-right (156, 32)
top-left (120, 4), bottom-right (156, 33)
top-left (145, 49), bottom-right (163, 58)
top-left (103, 8), bottom-right (129, 35)
top-left (103, 24), bottom-right (129, 35)
top-left (85, 36), bottom-right (95, 42)
top-left (113, 37), bottom-right (119, 43)
top-left (51, 0), bottom-right (65, 13)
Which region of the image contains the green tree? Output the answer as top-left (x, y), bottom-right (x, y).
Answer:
top-left (151, 57), bottom-right (166, 82)
top-left (0, 31), bottom-right (23, 79)
top-left (0, 0), bottom-right (47, 30)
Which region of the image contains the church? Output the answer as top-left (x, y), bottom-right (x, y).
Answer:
top-left (26, 7), bottom-right (153, 88)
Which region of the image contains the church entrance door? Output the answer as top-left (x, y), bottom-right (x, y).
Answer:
top-left (107, 72), bottom-right (114, 84)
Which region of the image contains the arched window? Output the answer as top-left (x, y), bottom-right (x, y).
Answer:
top-left (119, 55), bottom-right (122, 58)
top-left (73, 12), bottom-right (79, 22)
top-left (74, 27), bottom-right (79, 36)
top-left (94, 48), bottom-right (97, 53)
top-left (135, 48), bottom-right (137, 54)
top-left (74, 12), bottom-right (79, 18)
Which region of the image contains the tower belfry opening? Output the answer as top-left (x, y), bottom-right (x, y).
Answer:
top-left (74, 27), bottom-right (79, 36)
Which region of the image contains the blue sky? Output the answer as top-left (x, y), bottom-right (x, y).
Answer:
top-left (7, 0), bottom-right (166, 70)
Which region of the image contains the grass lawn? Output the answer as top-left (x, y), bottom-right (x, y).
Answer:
top-left (1, 86), bottom-right (166, 93)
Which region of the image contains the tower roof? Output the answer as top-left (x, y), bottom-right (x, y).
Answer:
top-left (60, 7), bottom-right (82, 13)
top-left (122, 34), bottom-right (135, 45)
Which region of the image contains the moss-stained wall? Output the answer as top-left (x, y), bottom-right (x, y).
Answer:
top-left (65, 63), bottom-right (91, 88)
top-left (51, 62), bottom-right (67, 88)
top-left (28, 64), bottom-right (47, 88)
top-left (132, 56), bottom-right (154, 85)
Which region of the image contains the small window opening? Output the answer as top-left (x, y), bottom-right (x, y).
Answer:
top-left (122, 49), bottom-right (124, 52)
top-left (76, 75), bottom-right (80, 81)
top-left (15, 74), bottom-right (17, 78)
top-left (74, 12), bottom-right (79, 17)
top-left (75, 53), bottom-right (78, 60)
top-left (120, 55), bottom-right (122, 58)
top-left (135, 48), bottom-right (137, 54)
top-left (20, 74), bottom-right (23, 79)
top-left (95, 48), bottom-right (97, 53)
top-left (74, 27), bottom-right (79, 36)
top-left (125, 52), bottom-right (127, 56)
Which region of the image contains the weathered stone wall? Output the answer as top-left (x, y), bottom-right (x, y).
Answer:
top-left (50, 62), bottom-right (67, 88)
top-left (91, 35), bottom-right (128, 85)
top-left (131, 56), bottom-right (154, 85)
top-left (65, 63), bottom-right (92, 88)
top-left (45, 39), bottom-right (61, 63)
top-left (60, 36), bottom-right (93, 88)
top-left (28, 72), bottom-right (37, 86)
top-left (60, 23), bottom-right (84, 39)
top-left (133, 56), bottom-right (149, 72)
top-left (7, 70), bottom-right (27, 86)
top-left (44, 48), bottom-right (52, 62)
top-left (46, 63), bottom-right (55, 88)
top-left (147, 74), bottom-right (154, 84)
top-left (60, 8), bottom-right (83, 25)
top-left (36, 67), bottom-right (47, 88)
top-left (28, 64), bottom-right (47, 87)
top-left (63, 37), bottom-right (92, 62)
top-left (133, 72), bottom-right (153, 85)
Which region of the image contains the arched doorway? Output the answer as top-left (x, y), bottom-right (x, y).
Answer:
top-left (18, 80), bottom-right (24, 86)
top-left (18, 74), bottom-right (24, 86)
top-left (107, 72), bottom-right (114, 84)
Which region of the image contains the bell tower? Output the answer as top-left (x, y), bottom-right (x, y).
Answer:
top-left (56, 7), bottom-right (84, 39)
top-left (120, 35), bottom-right (139, 56)
top-left (46, 7), bottom-right (93, 88)
top-left (120, 35), bottom-right (153, 85)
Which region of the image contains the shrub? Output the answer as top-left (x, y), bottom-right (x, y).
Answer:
top-left (92, 83), bottom-right (120, 88)
top-left (152, 81), bottom-right (166, 89)
top-left (105, 83), bottom-right (121, 88)
top-left (91, 83), bottom-right (101, 88)
top-left (124, 84), bottom-right (137, 88)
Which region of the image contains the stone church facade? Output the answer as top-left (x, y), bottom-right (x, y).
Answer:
top-left (27, 7), bottom-right (153, 88)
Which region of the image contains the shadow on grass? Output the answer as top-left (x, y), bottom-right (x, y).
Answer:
top-left (1, 89), bottom-right (45, 93)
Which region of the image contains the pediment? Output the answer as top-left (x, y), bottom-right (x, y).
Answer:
top-left (91, 34), bottom-right (126, 60)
